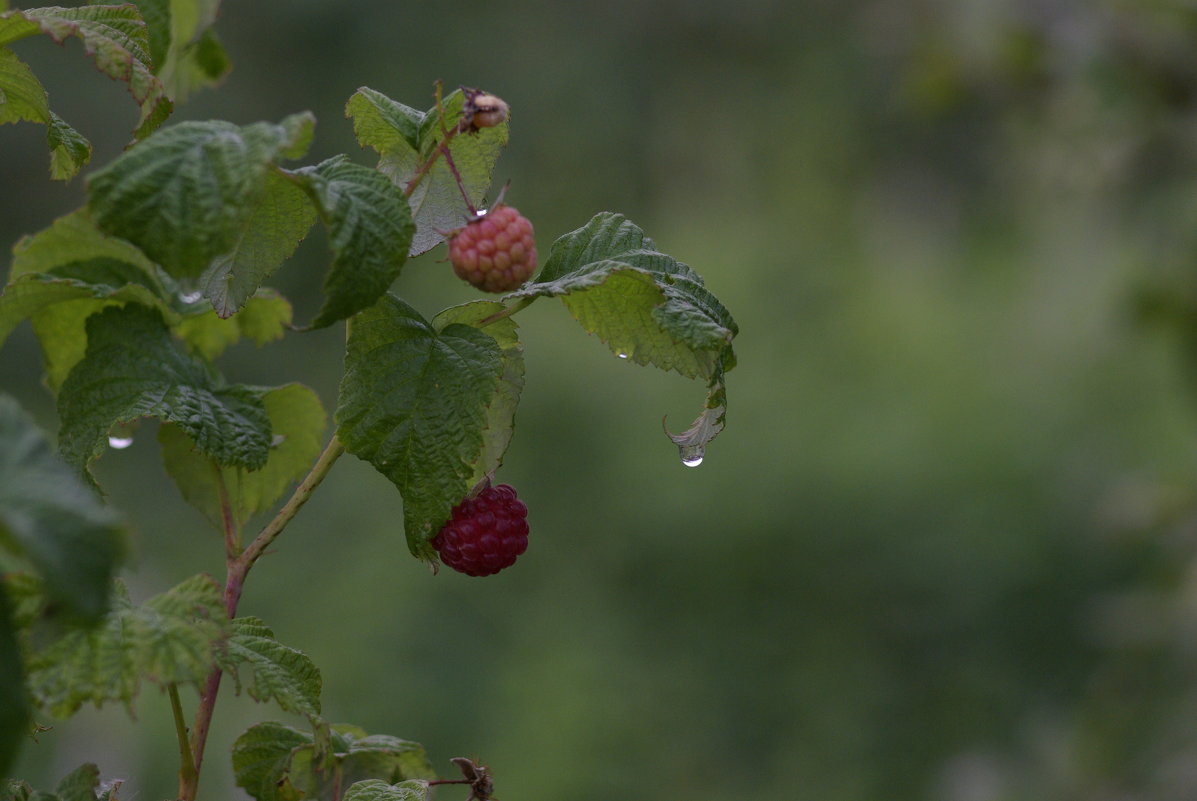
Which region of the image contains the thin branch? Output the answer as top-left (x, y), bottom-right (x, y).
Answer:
top-left (170, 683), bottom-right (197, 801)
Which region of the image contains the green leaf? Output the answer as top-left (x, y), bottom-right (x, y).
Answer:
top-left (0, 5), bottom-right (171, 140)
top-left (336, 295), bottom-right (504, 558)
top-left (0, 583), bottom-right (29, 778)
top-left (198, 169), bottom-right (316, 318)
top-left (160, 382), bottom-right (324, 529)
top-left (0, 764), bottom-right (120, 801)
top-left (508, 212), bottom-right (738, 460)
top-left (25, 574), bottom-right (225, 717)
top-left (0, 47), bottom-right (92, 180)
top-left (46, 112), bottom-right (92, 181)
top-left (56, 304), bottom-right (272, 477)
top-left (133, 0), bottom-right (231, 101)
top-left (289, 156), bottom-right (414, 329)
top-left (431, 301), bottom-right (524, 486)
top-left (0, 395), bottom-right (123, 621)
top-left (175, 290), bottom-right (293, 360)
top-left (346, 86), bottom-right (508, 256)
top-left (231, 721), bottom-right (311, 801)
top-left (4, 209), bottom-right (177, 390)
top-left (343, 780), bottom-right (430, 801)
top-left (217, 616), bottom-right (321, 717)
top-left (233, 722), bottom-right (433, 801)
top-left (86, 114), bottom-right (316, 279)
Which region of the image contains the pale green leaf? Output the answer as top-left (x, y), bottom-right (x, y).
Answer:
top-left (0, 46), bottom-right (48, 124)
top-left (198, 168), bottom-right (315, 317)
top-left (87, 114), bottom-right (317, 279)
top-left (336, 295), bottom-right (504, 557)
top-left (217, 616), bottom-right (321, 717)
top-left (46, 112), bottom-right (92, 181)
top-left (0, 395), bottom-right (123, 621)
top-left (289, 156), bottom-right (414, 329)
top-left (343, 780), bottom-right (430, 801)
top-left (346, 86), bottom-right (508, 256)
top-left (175, 290), bottom-right (293, 360)
top-left (160, 383), bottom-right (324, 529)
top-left (431, 301), bottom-right (524, 486)
top-left (56, 304), bottom-right (272, 476)
top-left (25, 574), bottom-right (225, 717)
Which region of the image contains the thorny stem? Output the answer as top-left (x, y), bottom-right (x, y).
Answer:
top-left (179, 435), bottom-right (347, 801)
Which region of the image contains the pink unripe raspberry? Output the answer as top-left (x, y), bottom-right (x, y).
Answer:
top-left (447, 205), bottom-right (538, 293)
top-left (432, 484), bottom-right (530, 576)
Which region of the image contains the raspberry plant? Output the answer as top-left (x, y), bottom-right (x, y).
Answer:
top-left (0, 2), bottom-right (738, 799)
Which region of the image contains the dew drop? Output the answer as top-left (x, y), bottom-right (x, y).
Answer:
top-left (617, 352), bottom-right (629, 360)
top-left (270, 434), bottom-right (287, 447)
top-left (681, 455), bottom-right (703, 468)
top-left (179, 290), bottom-right (203, 304)
top-left (108, 436), bottom-right (134, 450)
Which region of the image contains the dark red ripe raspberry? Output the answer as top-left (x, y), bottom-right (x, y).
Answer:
top-left (448, 205), bottom-right (538, 293)
top-left (432, 484), bottom-right (530, 576)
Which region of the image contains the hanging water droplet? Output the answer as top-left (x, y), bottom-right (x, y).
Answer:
top-left (179, 290), bottom-right (203, 304)
top-left (617, 352), bottom-right (629, 360)
top-left (681, 455), bottom-right (703, 468)
top-left (108, 436), bottom-right (134, 450)
top-left (270, 434), bottom-right (287, 447)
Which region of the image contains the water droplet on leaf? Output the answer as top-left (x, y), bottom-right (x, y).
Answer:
top-left (179, 290), bottom-right (203, 304)
top-left (108, 436), bottom-right (134, 449)
top-left (617, 352), bottom-right (629, 359)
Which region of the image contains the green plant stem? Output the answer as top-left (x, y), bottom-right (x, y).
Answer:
top-left (170, 684), bottom-right (198, 800)
top-left (180, 434), bottom-right (347, 801)
top-left (476, 296), bottom-right (536, 328)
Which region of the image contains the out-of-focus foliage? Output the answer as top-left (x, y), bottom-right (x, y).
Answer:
top-left (6, 1), bottom-right (1197, 800)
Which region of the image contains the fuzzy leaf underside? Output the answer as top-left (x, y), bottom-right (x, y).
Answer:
top-left (160, 382), bottom-right (325, 529)
top-left (508, 212), bottom-right (738, 460)
top-left (346, 86), bottom-right (509, 256)
top-left (86, 114), bottom-right (315, 279)
top-left (217, 616), bottom-right (321, 718)
top-left (431, 301), bottom-right (524, 486)
top-left (336, 295), bottom-right (504, 558)
top-left (0, 395), bottom-right (123, 622)
top-left (290, 155), bottom-right (414, 329)
top-left (0, 4), bottom-right (172, 146)
top-left (343, 780), bottom-right (431, 801)
top-left (24, 574), bottom-right (225, 717)
top-left (56, 304), bottom-right (272, 477)
top-left (233, 722), bottom-right (434, 801)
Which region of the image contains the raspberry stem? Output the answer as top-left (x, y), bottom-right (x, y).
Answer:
top-left (402, 80), bottom-right (476, 213)
top-left (476, 296), bottom-right (536, 327)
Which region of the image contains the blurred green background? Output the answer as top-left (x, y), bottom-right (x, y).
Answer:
top-left (7, 1), bottom-right (1197, 799)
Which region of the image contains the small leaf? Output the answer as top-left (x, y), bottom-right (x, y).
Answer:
top-left (87, 114), bottom-right (316, 279)
top-left (140, 0), bottom-right (231, 102)
top-left (56, 304), bottom-right (272, 477)
top-left (175, 290), bottom-right (293, 360)
top-left (0, 5), bottom-right (171, 140)
top-left (25, 574), bottom-right (225, 717)
top-left (336, 295), bottom-right (504, 557)
top-left (0, 764), bottom-right (119, 801)
top-left (0, 395), bottom-right (123, 621)
top-left (343, 780), bottom-right (430, 801)
top-left (198, 169), bottom-right (316, 318)
top-left (160, 382), bottom-right (324, 529)
top-left (431, 301), bottom-right (524, 486)
top-left (217, 616), bottom-right (321, 717)
top-left (231, 721), bottom-right (311, 801)
top-left (46, 112), bottom-right (92, 181)
top-left (508, 212), bottom-right (738, 458)
top-left (289, 156), bottom-right (414, 329)
top-left (346, 86), bottom-right (508, 256)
